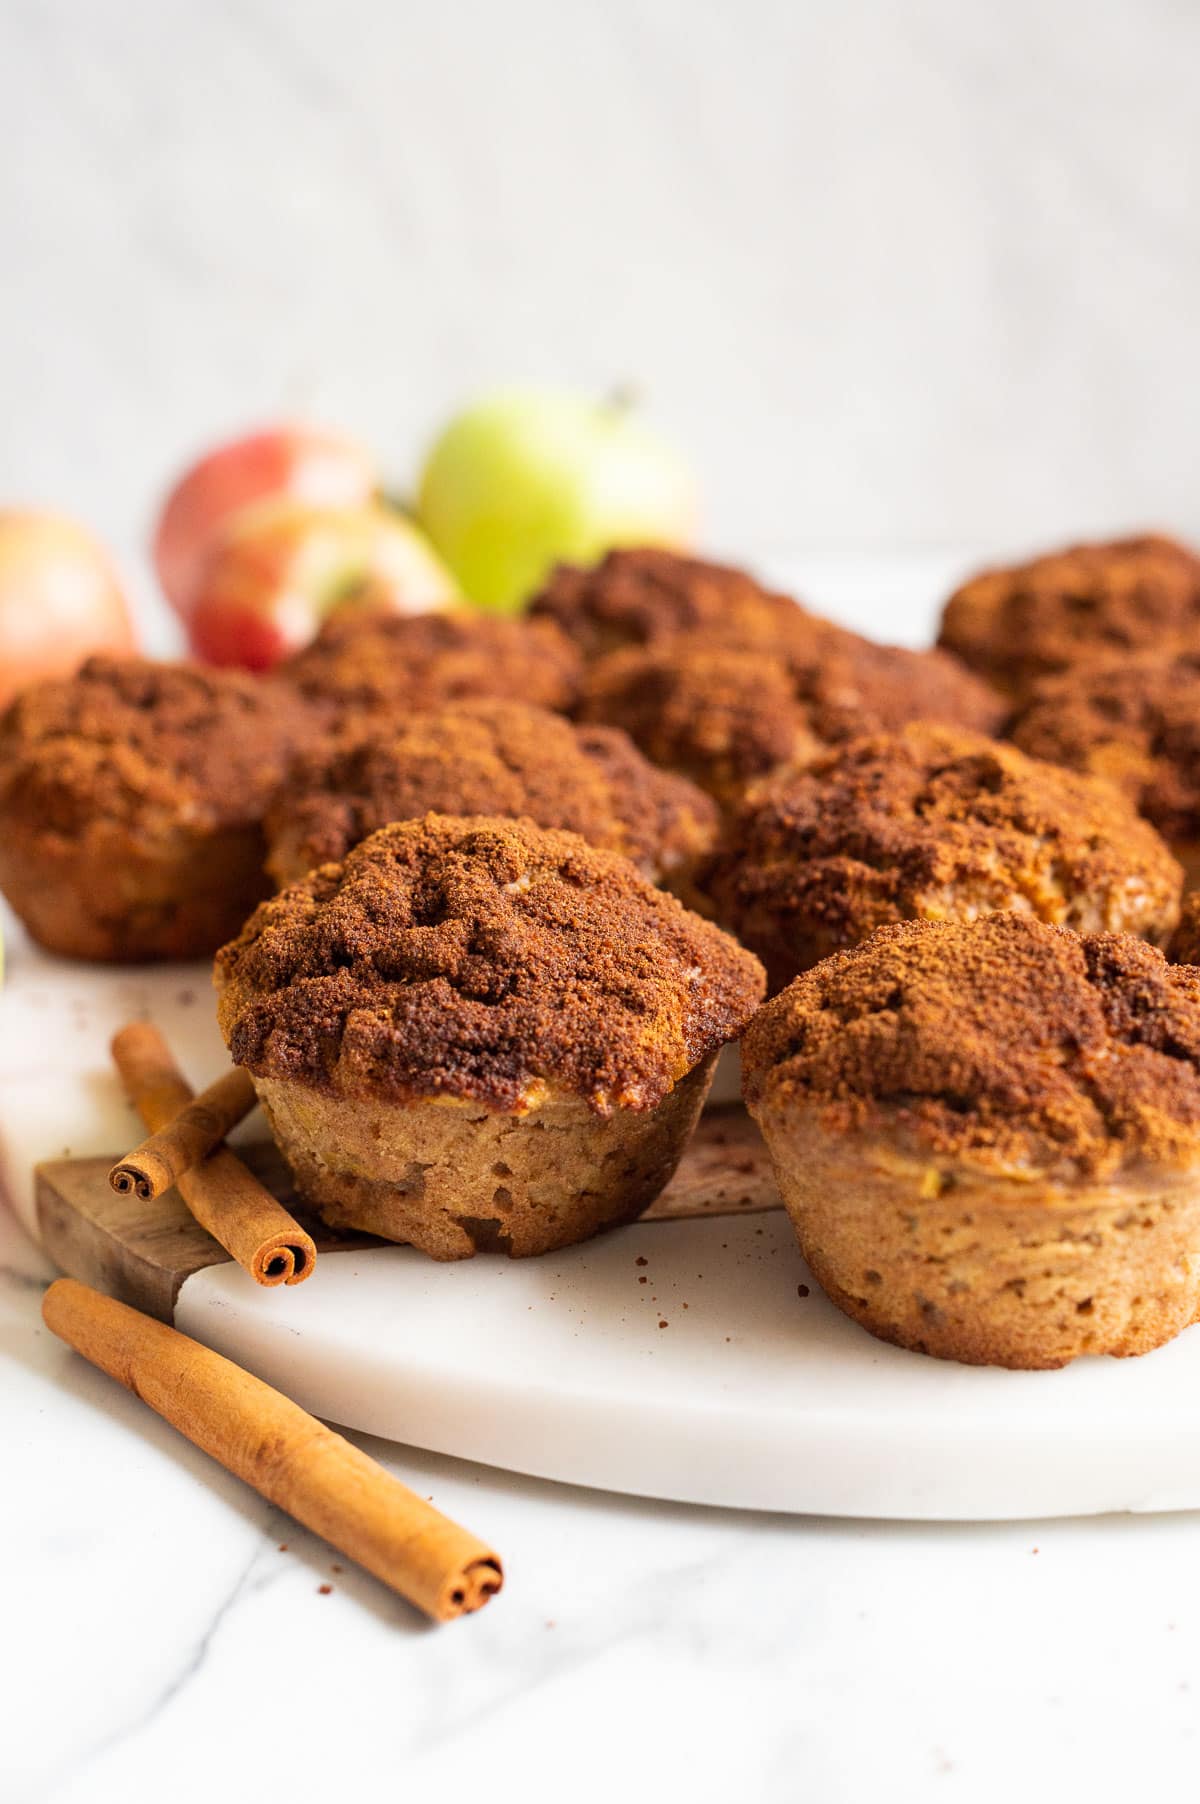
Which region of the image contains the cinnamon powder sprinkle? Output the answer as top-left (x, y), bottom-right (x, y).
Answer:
top-left (0, 655), bottom-right (310, 837)
top-left (217, 812), bottom-right (764, 1115)
top-left (279, 608), bottom-right (582, 726)
top-left (265, 698), bottom-right (716, 887)
top-left (579, 629), bottom-right (1002, 806)
top-left (702, 722), bottom-right (1183, 990)
top-left (1009, 651), bottom-right (1200, 847)
top-left (528, 546), bottom-right (812, 660)
top-left (938, 533), bottom-right (1200, 696)
top-left (743, 914), bottom-right (1200, 1182)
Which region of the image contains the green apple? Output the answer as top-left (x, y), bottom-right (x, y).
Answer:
top-left (417, 389), bottom-right (699, 612)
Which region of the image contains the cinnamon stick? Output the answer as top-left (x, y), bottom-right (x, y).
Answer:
top-left (43, 1279), bottom-right (503, 1622)
top-left (109, 1067), bottom-right (258, 1201)
top-left (111, 1024), bottom-right (315, 1288)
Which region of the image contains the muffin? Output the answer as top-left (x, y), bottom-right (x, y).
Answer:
top-left (264, 698), bottom-right (719, 889)
top-left (743, 915), bottom-right (1200, 1368)
top-left (578, 630), bottom-right (1005, 807)
top-left (216, 813), bottom-right (764, 1258)
top-left (702, 722), bottom-right (1183, 991)
top-left (528, 545), bottom-right (818, 660)
top-left (938, 533), bottom-right (1200, 697)
top-left (0, 655), bottom-right (310, 961)
top-left (1008, 651), bottom-right (1200, 884)
top-left (279, 607), bottom-right (582, 728)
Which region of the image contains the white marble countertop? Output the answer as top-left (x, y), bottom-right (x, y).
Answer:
top-left (4, 554), bottom-right (1200, 1803)
top-left (6, 1191), bottom-right (1200, 1804)
top-left (3, 0), bottom-right (1199, 1774)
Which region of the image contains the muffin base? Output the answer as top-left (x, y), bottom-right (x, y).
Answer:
top-left (0, 818), bottom-right (271, 962)
top-left (251, 1055), bottom-right (718, 1260)
top-left (757, 1116), bottom-right (1200, 1368)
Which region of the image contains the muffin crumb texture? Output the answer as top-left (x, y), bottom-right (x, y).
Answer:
top-left (1008, 652), bottom-right (1200, 865)
top-left (0, 655), bottom-right (308, 960)
top-left (218, 812), bottom-right (764, 1116)
top-left (528, 546), bottom-right (812, 658)
top-left (744, 915), bottom-right (1200, 1366)
top-left (704, 723), bottom-right (1183, 990)
top-left (580, 630), bottom-right (1004, 805)
top-left (265, 698), bottom-right (717, 888)
top-left (939, 533), bottom-right (1200, 695)
top-left (279, 607), bottom-right (582, 724)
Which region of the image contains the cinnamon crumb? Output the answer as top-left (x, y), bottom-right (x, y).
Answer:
top-left (744, 914), bottom-right (1200, 1181)
top-left (939, 533), bottom-right (1200, 695)
top-left (217, 813), bottom-right (764, 1115)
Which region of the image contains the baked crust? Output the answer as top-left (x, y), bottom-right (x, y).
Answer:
top-left (217, 812), bottom-right (765, 1115)
top-left (743, 915), bottom-right (1200, 1182)
top-left (1008, 651), bottom-right (1200, 858)
top-left (702, 722), bottom-right (1183, 990)
top-left (743, 914), bottom-right (1200, 1366)
top-left (248, 1057), bottom-right (717, 1259)
top-left (527, 546), bottom-right (818, 659)
top-left (264, 699), bottom-right (718, 888)
top-left (578, 631), bottom-right (1005, 806)
top-left (938, 533), bottom-right (1200, 696)
top-left (0, 656), bottom-right (309, 960)
top-left (279, 607), bottom-right (582, 726)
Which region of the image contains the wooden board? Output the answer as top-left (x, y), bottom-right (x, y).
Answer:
top-left (34, 1106), bottom-right (780, 1322)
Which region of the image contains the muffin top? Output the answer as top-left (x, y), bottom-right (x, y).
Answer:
top-left (702, 723), bottom-right (1183, 990)
top-left (279, 607), bottom-right (582, 725)
top-left (938, 533), bottom-right (1200, 695)
top-left (264, 698), bottom-right (719, 886)
top-left (743, 914), bottom-right (1200, 1183)
top-left (528, 546), bottom-right (815, 660)
top-left (217, 813), bottom-right (765, 1115)
top-left (1008, 651), bottom-right (1200, 846)
top-left (0, 655), bottom-right (308, 837)
top-left (578, 630), bottom-right (1004, 805)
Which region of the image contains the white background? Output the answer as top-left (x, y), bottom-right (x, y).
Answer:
top-left (4, 7), bottom-right (1200, 1801)
top-left (2, 0), bottom-right (1198, 603)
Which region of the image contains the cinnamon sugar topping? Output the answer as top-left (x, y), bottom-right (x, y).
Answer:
top-left (938, 534), bottom-right (1200, 695)
top-left (0, 655), bottom-right (309, 835)
top-left (743, 914), bottom-right (1200, 1180)
top-left (703, 722), bottom-right (1183, 989)
top-left (217, 813), bottom-right (764, 1115)
top-left (279, 608), bottom-right (582, 725)
top-left (265, 699), bottom-right (717, 886)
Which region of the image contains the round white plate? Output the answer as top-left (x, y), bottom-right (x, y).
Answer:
top-left (8, 558), bottom-right (1198, 1520)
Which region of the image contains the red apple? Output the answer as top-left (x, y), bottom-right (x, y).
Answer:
top-left (0, 511), bottom-right (137, 708)
top-left (187, 498), bottom-right (460, 670)
top-left (154, 426), bottom-right (378, 616)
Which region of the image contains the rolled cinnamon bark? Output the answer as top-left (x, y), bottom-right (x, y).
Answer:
top-left (43, 1279), bottom-right (503, 1621)
top-left (111, 1024), bottom-right (316, 1287)
top-left (109, 1067), bottom-right (258, 1201)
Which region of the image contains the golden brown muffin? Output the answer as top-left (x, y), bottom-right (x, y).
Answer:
top-left (279, 607), bottom-right (582, 728)
top-left (216, 813), bottom-right (765, 1259)
top-left (264, 698), bottom-right (719, 889)
top-left (0, 656), bottom-right (311, 962)
top-left (528, 545), bottom-right (819, 660)
top-left (1008, 651), bottom-right (1200, 883)
top-left (938, 533), bottom-right (1200, 696)
top-left (743, 914), bottom-right (1200, 1369)
top-left (702, 723), bottom-right (1183, 991)
top-left (578, 630), bottom-right (1005, 807)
